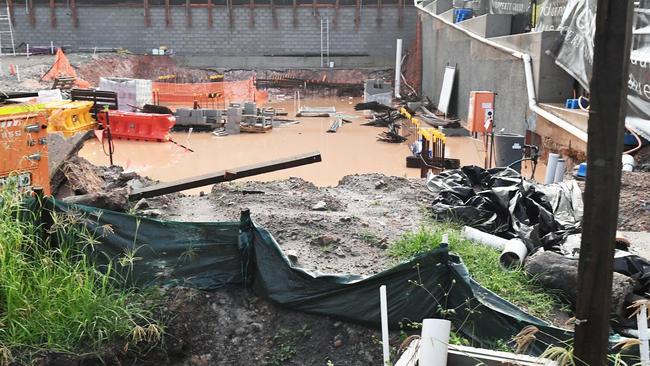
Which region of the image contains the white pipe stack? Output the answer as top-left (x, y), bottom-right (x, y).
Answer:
top-left (553, 158), bottom-right (566, 183)
top-left (419, 319), bottom-right (451, 365)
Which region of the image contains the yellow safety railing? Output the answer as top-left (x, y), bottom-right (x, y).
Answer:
top-left (398, 107), bottom-right (446, 143)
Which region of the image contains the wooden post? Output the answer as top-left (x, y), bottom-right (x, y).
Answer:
top-left (228, 0), bottom-right (234, 28)
top-left (49, 0), bottom-right (56, 28)
top-left (27, 0), bottom-right (35, 26)
top-left (165, 0), bottom-right (172, 27)
top-left (573, 1), bottom-right (634, 365)
top-left (70, 0), bottom-right (78, 28)
top-left (207, 0), bottom-right (213, 28)
top-left (292, 0), bottom-right (297, 27)
top-left (376, 0), bottom-right (382, 25)
top-left (144, 0), bottom-right (151, 27)
top-left (271, 0), bottom-right (277, 28)
top-left (398, 0), bottom-right (403, 27)
top-left (355, 0), bottom-right (360, 29)
top-left (249, 0), bottom-right (255, 27)
top-left (186, 0), bottom-right (192, 27)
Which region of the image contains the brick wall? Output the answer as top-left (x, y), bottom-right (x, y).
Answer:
top-left (12, 5), bottom-right (415, 59)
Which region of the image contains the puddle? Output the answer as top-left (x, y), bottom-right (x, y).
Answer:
top-left (79, 97), bottom-right (492, 193)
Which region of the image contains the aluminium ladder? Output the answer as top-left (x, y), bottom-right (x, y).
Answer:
top-left (0, 0), bottom-right (15, 56)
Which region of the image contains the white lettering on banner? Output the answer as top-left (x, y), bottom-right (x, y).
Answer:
top-left (628, 73), bottom-right (650, 101)
top-left (491, 0), bottom-right (526, 13)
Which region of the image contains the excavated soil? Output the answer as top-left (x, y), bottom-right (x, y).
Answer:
top-left (147, 174), bottom-right (433, 276)
top-left (618, 171), bottom-right (650, 232)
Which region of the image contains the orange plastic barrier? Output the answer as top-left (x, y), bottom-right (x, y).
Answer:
top-left (97, 111), bottom-right (175, 142)
top-left (152, 79), bottom-right (268, 109)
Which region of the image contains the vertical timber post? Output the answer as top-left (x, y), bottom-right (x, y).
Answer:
top-left (70, 0), bottom-right (77, 28)
top-left (186, 0), bottom-right (192, 28)
top-left (207, 0), bottom-right (213, 28)
top-left (144, 0), bottom-right (151, 27)
top-left (573, 0), bottom-right (634, 365)
top-left (165, 0), bottom-right (172, 27)
top-left (49, 0), bottom-right (56, 28)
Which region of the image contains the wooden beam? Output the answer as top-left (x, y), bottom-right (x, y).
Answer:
top-left (165, 0), bottom-right (171, 27)
top-left (129, 152), bottom-right (323, 200)
top-left (573, 1), bottom-right (634, 365)
top-left (228, 0), bottom-right (234, 28)
top-left (333, 0), bottom-right (339, 28)
top-left (355, 0), bottom-right (360, 29)
top-left (144, 0), bottom-right (151, 27)
top-left (186, 0), bottom-right (192, 27)
top-left (398, 0), bottom-right (403, 27)
top-left (271, 0), bottom-right (277, 28)
top-left (207, 0), bottom-right (213, 28)
top-left (249, 0), bottom-right (255, 27)
top-left (312, 0), bottom-right (318, 16)
top-left (70, 0), bottom-right (78, 28)
top-left (376, 0), bottom-right (382, 25)
top-left (292, 0), bottom-right (297, 27)
top-left (49, 0), bottom-right (56, 27)
top-left (27, 0), bottom-right (35, 27)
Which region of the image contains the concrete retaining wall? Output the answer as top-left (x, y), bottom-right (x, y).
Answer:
top-left (12, 4), bottom-right (416, 68)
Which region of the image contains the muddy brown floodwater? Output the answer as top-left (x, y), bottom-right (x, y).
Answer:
top-left (79, 97), bottom-right (489, 192)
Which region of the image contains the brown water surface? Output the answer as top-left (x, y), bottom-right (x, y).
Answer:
top-left (79, 97), bottom-right (489, 192)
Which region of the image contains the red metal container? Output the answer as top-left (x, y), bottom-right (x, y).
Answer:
top-left (97, 111), bottom-right (175, 142)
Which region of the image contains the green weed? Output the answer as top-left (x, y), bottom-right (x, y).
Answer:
top-left (388, 222), bottom-right (561, 321)
top-left (0, 185), bottom-right (161, 364)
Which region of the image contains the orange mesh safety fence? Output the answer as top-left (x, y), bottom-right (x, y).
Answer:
top-left (41, 49), bottom-right (91, 88)
top-left (152, 79), bottom-right (268, 109)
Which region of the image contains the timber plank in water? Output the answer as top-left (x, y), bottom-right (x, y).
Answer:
top-left (129, 151), bottom-right (322, 199)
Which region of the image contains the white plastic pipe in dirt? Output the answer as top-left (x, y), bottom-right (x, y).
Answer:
top-left (414, 1), bottom-right (588, 142)
top-left (50, 41), bottom-right (54, 55)
top-left (499, 239), bottom-right (529, 268)
top-left (623, 154), bottom-right (636, 172)
top-left (638, 304), bottom-right (650, 366)
top-left (395, 39), bottom-right (403, 99)
top-left (462, 226), bottom-right (507, 250)
top-left (380, 285), bottom-right (390, 366)
top-left (553, 158), bottom-right (566, 183)
top-left (419, 319), bottom-right (451, 365)
top-left (544, 153), bottom-right (559, 184)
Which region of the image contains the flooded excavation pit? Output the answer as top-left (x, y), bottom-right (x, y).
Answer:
top-left (79, 97), bottom-right (486, 192)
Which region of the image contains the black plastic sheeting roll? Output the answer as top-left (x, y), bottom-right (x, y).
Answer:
top-left (427, 166), bottom-right (584, 252)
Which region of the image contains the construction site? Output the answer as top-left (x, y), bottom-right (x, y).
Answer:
top-left (0, 0), bottom-right (649, 365)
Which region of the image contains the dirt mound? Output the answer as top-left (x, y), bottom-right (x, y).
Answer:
top-left (618, 171), bottom-right (650, 232)
top-left (156, 287), bottom-right (391, 366)
top-left (144, 174), bottom-right (432, 276)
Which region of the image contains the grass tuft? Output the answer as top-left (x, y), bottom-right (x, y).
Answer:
top-left (0, 184), bottom-right (161, 364)
top-left (388, 222), bottom-right (562, 321)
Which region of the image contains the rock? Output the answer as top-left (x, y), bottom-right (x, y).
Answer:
top-left (231, 337), bottom-right (241, 346)
top-left (364, 351), bottom-right (374, 363)
top-left (312, 200), bottom-right (328, 211)
top-left (126, 179), bottom-right (144, 191)
top-left (334, 248), bottom-right (346, 258)
top-left (140, 209), bottom-right (162, 218)
top-left (333, 321), bottom-right (342, 328)
top-left (340, 216), bottom-right (352, 223)
top-left (199, 191), bottom-right (205, 197)
top-left (249, 322), bottom-right (263, 332)
top-left (133, 198), bottom-right (149, 211)
top-left (374, 180), bottom-right (387, 189)
top-left (524, 251), bottom-right (636, 317)
top-left (210, 303), bottom-right (218, 312)
top-left (334, 339), bottom-right (343, 348)
top-left (189, 354), bottom-right (212, 366)
top-left (234, 327), bottom-right (246, 336)
top-left (311, 235), bottom-right (340, 247)
top-left (285, 250), bottom-right (299, 264)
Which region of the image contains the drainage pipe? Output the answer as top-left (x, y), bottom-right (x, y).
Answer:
top-left (380, 285), bottom-right (390, 366)
top-left (544, 153), bottom-right (559, 184)
top-left (462, 226), bottom-right (508, 250)
top-left (413, 2), bottom-right (588, 142)
top-left (395, 38), bottom-right (403, 99)
top-left (553, 158), bottom-right (566, 183)
top-left (419, 319), bottom-right (451, 365)
top-left (499, 239), bottom-right (529, 268)
top-left (622, 154), bottom-right (636, 172)
top-left (638, 304), bottom-right (650, 366)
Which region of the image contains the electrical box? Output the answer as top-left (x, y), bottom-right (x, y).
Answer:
top-left (467, 91), bottom-right (495, 133)
top-left (0, 112), bottom-right (50, 195)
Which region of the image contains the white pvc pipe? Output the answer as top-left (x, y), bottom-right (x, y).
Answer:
top-left (414, 2), bottom-right (588, 142)
top-left (462, 226), bottom-right (508, 250)
top-left (638, 304), bottom-right (650, 366)
top-left (499, 239), bottom-right (529, 268)
top-left (545, 153), bottom-right (559, 184)
top-left (380, 285), bottom-right (390, 366)
top-left (395, 38), bottom-right (403, 99)
top-left (419, 319), bottom-right (451, 365)
top-left (622, 154), bottom-right (636, 172)
top-left (553, 158), bottom-right (566, 183)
